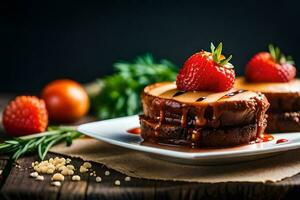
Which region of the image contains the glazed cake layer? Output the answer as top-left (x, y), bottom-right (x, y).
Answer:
top-left (140, 82), bottom-right (269, 148)
top-left (266, 112), bottom-right (300, 133)
top-left (140, 116), bottom-right (260, 148)
top-left (235, 77), bottom-right (300, 112)
top-left (235, 77), bottom-right (300, 132)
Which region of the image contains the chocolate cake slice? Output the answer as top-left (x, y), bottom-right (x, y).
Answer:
top-left (140, 82), bottom-right (269, 148)
top-left (235, 77), bottom-right (300, 133)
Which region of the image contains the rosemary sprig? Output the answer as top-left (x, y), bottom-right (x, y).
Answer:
top-left (0, 126), bottom-right (81, 160)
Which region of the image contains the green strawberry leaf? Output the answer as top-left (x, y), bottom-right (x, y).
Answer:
top-left (211, 42), bottom-right (233, 68)
top-left (268, 44), bottom-right (295, 65)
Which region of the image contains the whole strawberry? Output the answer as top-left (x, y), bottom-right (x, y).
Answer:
top-left (3, 96), bottom-right (48, 136)
top-left (176, 43), bottom-right (235, 92)
top-left (246, 44), bottom-right (296, 82)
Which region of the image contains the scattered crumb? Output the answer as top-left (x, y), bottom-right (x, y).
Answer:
top-left (96, 176), bottom-right (102, 183)
top-left (83, 162), bottom-right (92, 169)
top-left (52, 173), bottom-right (64, 181)
top-left (61, 169), bottom-right (74, 176)
top-left (104, 170), bottom-right (110, 176)
top-left (36, 175), bottom-right (44, 181)
top-left (47, 169), bottom-right (54, 174)
top-left (30, 172), bottom-right (39, 178)
top-left (51, 181), bottom-right (62, 187)
top-left (114, 180), bottom-right (121, 186)
top-left (58, 166), bottom-right (67, 172)
top-left (66, 158), bottom-right (71, 164)
top-left (79, 166), bottom-right (88, 173)
top-left (66, 165), bottom-right (75, 170)
top-left (68, 170), bottom-right (74, 176)
top-left (61, 169), bottom-right (68, 176)
top-left (72, 175), bottom-right (81, 181)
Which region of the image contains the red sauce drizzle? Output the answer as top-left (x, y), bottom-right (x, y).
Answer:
top-left (276, 138), bottom-right (288, 144)
top-left (127, 127), bottom-right (141, 135)
top-left (256, 133), bottom-right (274, 143)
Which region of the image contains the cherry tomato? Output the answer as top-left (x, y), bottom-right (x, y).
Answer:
top-left (42, 79), bottom-right (89, 123)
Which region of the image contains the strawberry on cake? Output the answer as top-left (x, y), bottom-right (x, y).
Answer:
top-left (140, 43), bottom-right (270, 148)
top-left (235, 45), bottom-right (299, 133)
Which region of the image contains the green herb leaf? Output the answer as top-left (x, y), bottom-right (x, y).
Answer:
top-left (210, 43), bottom-right (215, 53)
top-left (211, 42), bottom-right (233, 68)
top-left (268, 44), bottom-right (295, 65)
top-left (219, 55), bottom-right (233, 67)
top-left (269, 44), bottom-right (277, 61)
top-left (0, 127), bottom-right (81, 160)
top-left (91, 54), bottom-right (177, 119)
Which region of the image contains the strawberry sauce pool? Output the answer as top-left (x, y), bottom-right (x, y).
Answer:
top-left (276, 138), bottom-right (289, 144)
top-left (127, 127), bottom-right (141, 135)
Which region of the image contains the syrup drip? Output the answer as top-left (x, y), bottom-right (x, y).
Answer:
top-left (276, 138), bottom-right (288, 144)
top-left (155, 100), bottom-right (165, 136)
top-left (253, 96), bottom-right (269, 138)
top-left (190, 130), bottom-right (201, 146)
top-left (196, 96), bottom-right (206, 102)
top-left (195, 107), bottom-right (207, 126)
top-left (127, 127), bottom-right (141, 134)
top-left (172, 91), bottom-right (185, 97)
top-left (180, 108), bottom-right (189, 128)
top-left (159, 107), bottom-right (165, 123)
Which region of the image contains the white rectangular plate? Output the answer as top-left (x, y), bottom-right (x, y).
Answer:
top-left (77, 115), bottom-right (300, 165)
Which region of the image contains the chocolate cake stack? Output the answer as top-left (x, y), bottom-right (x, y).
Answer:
top-left (235, 77), bottom-right (300, 133)
top-left (140, 82), bottom-right (270, 148)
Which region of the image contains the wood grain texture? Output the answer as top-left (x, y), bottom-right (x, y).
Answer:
top-left (0, 155), bottom-right (60, 200)
top-left (86, 162), bottom-right (156, 200)
top-left (57, 157), bottom-right (89, 200)
top-left (0, 152), bottom-right (300, 199)
top-left (0, 158), bottom-right (9, 187)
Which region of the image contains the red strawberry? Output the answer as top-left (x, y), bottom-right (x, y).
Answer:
top-left (2, 96), bottom-right (48, 136)
top-left (176, 43), bottom-right (235, 92)
top-left (246, 45), bottom-right (296, 82)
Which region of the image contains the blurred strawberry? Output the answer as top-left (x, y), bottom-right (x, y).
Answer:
top-left (246, 44), bottom-right (296, 82)
top-left (2, 96), bottom-right (48, 136)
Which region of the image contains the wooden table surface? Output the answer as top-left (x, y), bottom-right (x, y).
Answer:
top-left (0, 96), bottom-right (300, 200)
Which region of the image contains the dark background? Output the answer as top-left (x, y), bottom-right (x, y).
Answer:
top-left (1, 0), bottom-right (299, 93)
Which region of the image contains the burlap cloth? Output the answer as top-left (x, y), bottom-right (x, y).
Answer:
top-left (50, 138), bottom-right (300, 183)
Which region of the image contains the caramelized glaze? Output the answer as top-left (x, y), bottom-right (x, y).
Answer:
top-left (146, 82), bottom-right (259, 104)
top-left (235, 77), bottom-right (300, 93)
